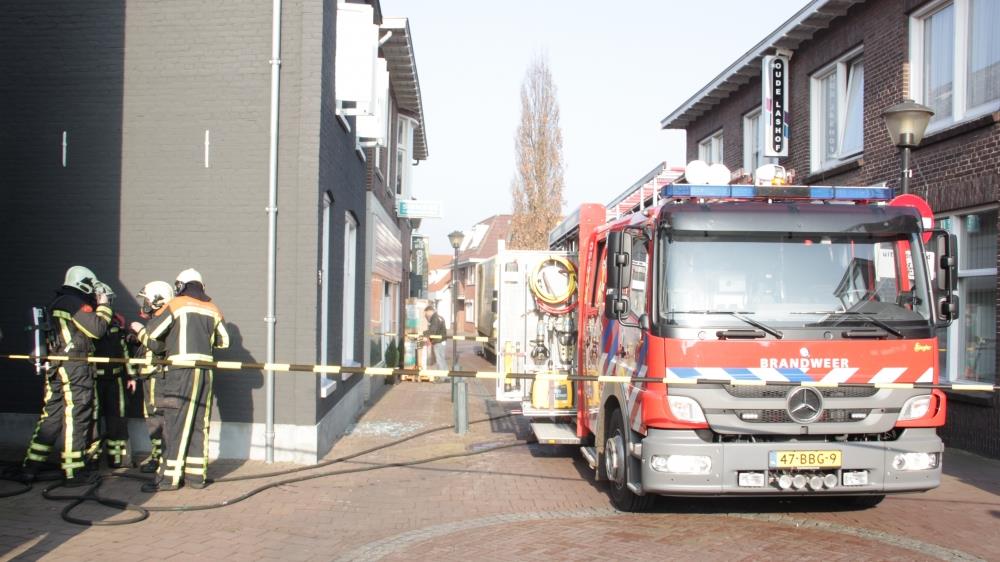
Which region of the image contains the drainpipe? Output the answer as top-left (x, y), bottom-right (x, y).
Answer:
top-left (264, 0), bottom-right (282, 464)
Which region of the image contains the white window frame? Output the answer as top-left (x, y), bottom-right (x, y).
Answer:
top-left (341, 212), bottom-right (359, 380)
top-left (910, 0), bottom-right (1000, 134)
top-left (319, 193), bottom-right (336, 397)
top-left (936, 204), bottom-right (998, 384)
top-left (395, 115), bottom-right (416, 198)
top-left (697, 129), bottom-right (724, 164)
top-left (742, 109), bottom-right (764, 174)
top-left (809, 46), bottom-right (864, 172)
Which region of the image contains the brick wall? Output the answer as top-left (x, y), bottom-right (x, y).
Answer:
top-left (679, 0), bottom-right (999, 457)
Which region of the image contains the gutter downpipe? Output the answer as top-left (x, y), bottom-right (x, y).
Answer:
top-left (265, 0), bottom-right (282, 464)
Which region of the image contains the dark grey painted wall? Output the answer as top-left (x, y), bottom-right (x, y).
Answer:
top-left (0, 1), bottom-right (126, 414)
top-left (0, 0), bottom-right (371, 434)
top-left (316, 0), bottom-right (369, 423)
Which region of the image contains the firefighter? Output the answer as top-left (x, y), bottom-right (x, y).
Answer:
top-left (88, 312), bottom-right (132, 469)
top-left (22, 266), bottom-right (113, 486)
top-left (128, 281), bottom-right (174, 474)
top-left (133, 269), bottom-right (228, 492)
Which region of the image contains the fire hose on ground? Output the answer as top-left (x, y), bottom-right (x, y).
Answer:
top-left (0, 413), bottom-right (530, 526)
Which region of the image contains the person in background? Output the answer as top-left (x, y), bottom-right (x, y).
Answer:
top-left (89, 312), bottom-right (132, 469)
top-left (422, 305), bottom-right (448, 375)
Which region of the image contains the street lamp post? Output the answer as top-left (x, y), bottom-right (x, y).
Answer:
top-left (881, 99), bottom-right (934, 195)
top-left (447, 230), bottom-right (468, 435)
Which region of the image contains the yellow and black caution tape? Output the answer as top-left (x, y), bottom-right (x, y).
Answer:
top-left (368, 332), bottom-right (493, 343)
top-left (3, 354), bottom-right (998, 393)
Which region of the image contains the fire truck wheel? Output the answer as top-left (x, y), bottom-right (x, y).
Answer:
top-left (605, 410), bottom-right (655, 512)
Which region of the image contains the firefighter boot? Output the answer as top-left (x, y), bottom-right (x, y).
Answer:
top-left (140, 479), bottom-right (181, 493)
top-left (63, 470), bottom-right (98, 488)
top-left (140, 457), bottom-right (159, 474)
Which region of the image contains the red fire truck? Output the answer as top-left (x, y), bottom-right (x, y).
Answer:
top-left (538, 180), bottom-right (958, 511)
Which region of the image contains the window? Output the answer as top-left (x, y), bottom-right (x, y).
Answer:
top-left (342, 212), bottom-right (358, 378)
top-left (394, 116), bottom-right (415, 198)
top-left (370, 280), bottom-right (398, 367)
top-left (660, 232), bottom-right (933, 327)
top-left (810, 48), bottom-right (864, 171)
top-left (911, 0), bottom-right (1000, 131)
top-left (698, 130), bottom-right (724, 164)
top-left (465, 265), bottom-right (475, 286)
top-left (742, 109), bottom-right (764, 173)
top-left (627, 237), bottom-right (649, 317)
top-left (936, 208), bottom-right (997, 383)
top-left (320, 193), bottom-right (336, 397)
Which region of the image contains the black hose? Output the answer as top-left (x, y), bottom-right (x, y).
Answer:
top-left (0, 462), bottom-right (63, 498)
top-left (42, 479), bottom-right (149, 526)
top-left (38, 413), bottom-right (529, 526)
top-left (213, 412), bottom-right (515, 483)
top-left (0, 479), bottom-right (31, 498)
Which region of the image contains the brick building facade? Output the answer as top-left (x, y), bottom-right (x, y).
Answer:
top-left (0, 0), bottom-right (428, 464)
top-left (661, 0), bottom-right (998, 457)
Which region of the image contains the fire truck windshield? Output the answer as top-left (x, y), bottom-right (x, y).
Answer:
top-left (659, 232), bottom-right (933, 332)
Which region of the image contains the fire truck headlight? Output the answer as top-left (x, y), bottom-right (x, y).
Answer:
top-left (667, 395), bottom-right (707, 424)
top-left (651, 454), bottom-right (712, 475)
top-left (899, 395), bottom-right (932, 421)
top-left (892, 452), bottom-right (939, 471)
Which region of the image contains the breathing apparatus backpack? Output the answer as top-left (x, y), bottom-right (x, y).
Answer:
top-left (29, 306), bottom-right (60, 375)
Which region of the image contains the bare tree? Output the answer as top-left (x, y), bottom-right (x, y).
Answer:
top-left (509, 55), bottom-right (564, 250)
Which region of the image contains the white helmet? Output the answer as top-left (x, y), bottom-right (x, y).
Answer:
top-left (176, 268), bottom-right (203, 287)
top-left (137, 281), bottom-right (174, 311)
top-left (64, 266), bottom-right (98, 294)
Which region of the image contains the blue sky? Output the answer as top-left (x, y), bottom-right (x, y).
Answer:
top-left (380, 0), bottom-right (810, 253)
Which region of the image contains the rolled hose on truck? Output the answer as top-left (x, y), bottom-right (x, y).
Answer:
top-left (529, 256), bottom-right (577, 315)
top-left (0, 413), bottom-right (531, 526)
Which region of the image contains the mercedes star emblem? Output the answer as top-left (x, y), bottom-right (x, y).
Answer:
top-left (787, 387), bottom-right (823, 423)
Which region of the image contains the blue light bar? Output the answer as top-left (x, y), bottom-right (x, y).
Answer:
top-left (660, 184), bottom-right (893, 202)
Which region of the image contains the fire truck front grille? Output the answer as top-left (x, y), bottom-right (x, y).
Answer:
top-left (734, 409), bottom-right (871, 423)
top-left (724, 385), bottom-right (878, 399)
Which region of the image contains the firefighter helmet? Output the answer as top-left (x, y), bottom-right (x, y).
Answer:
top-left (64, 266), bottom-right (99, 295)
top-left (175, 268), bottom-right (203, 289)
top-left (137, 281), bottom-right (174, 311)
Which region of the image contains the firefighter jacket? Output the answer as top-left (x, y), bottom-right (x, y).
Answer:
top-left (50, 287), bottom-right (113, 359)
top-left (94, 316), bottom-right (129, 377)
top-left (138, 294), bottom-right (229, 362)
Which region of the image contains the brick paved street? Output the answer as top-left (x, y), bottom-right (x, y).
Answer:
top-left (0, 344), bottom-right (998, 561)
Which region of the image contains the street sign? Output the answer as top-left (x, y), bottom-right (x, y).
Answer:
top-left (411, 235), bottom-right (428, 275)
top-left (762, 54), bottom-right (789, 157)
top-left (396, 199), bottom-right (442, 219)
top-left (890, 194), bottom-right (934, 243)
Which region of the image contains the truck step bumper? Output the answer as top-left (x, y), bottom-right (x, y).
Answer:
top-left (639, 427), bottom-right (943, 496)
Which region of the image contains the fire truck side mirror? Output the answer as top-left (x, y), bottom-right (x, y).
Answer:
top-left (931, 230), bottom-right (959, 325)
top-left (605, 231), bottom-right (633, 321)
